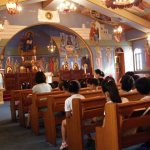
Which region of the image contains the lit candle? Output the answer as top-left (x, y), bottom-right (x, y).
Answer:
top-left (22, 56), bottom-right (24, 61)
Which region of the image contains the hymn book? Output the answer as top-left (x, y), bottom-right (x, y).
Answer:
top-left (128, 108), bottom-right (146, 118)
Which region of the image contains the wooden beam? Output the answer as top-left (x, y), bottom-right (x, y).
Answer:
top-left (87, 0), bottom-right (150, 30)
top-left (42, 0), bottom-right (53, 9)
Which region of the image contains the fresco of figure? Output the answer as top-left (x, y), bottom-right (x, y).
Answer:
top-left (67, 35), bottom-right (73, 45)
top-left (144, 42), bottom-right (150, 69)
top-left (106, 47), bottom-right (112, 68)
top-left (60, 36), bottom-right (66, 55)
top-left (90, 22), bottom-right (99, 43)
top-left (11, 58), bottom-right (15, 73)
top-left (20, 31), bottom-right (34, 52)
top-left (96, 47), bottom-right (103, 70)
top-left (14, 59), bottom-right (20, 73)
top-left (48, 58), bottom-right (54, 73)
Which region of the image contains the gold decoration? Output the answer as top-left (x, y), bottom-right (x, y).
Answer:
top-left (106, 47), bottom-right (111, 52)
top-left (45, 12), bottom-right (53, 20)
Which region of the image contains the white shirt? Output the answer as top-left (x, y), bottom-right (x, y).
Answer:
top-left (119, 89), bottom-right (133, 93)
top-left (65, 94), bottom-right (85, 112)
top-left (32, 83), bottom-right (52, 93)
top-left (141, 96), bottom-right (150, 100)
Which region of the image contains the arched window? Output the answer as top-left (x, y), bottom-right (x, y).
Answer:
top-left (134, 48), bottom-right (142, 70)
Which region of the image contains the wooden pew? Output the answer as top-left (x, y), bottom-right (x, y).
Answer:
top-left (65, 91), bottom-right (145, 150)
top-left (10, 89), bottom-right (32, 122)
top-left (30, 91), bottom-right (64, 135)
top-left (96, 99), bottom-right (150, 150)
top-left (44, 90), bottom-right (105, 146)
top-left (19, 90), bottom-right (33, 127)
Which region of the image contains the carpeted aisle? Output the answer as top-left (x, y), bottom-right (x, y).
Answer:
top-left (0, 102), bottom-right (142, 150)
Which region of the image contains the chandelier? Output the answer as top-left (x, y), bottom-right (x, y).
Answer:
top-left (114, 26), bottom-right (123, 33)
top-left (101, 0), bottom-right (142, 9)
top-left (57, 1), bottom-right (76, 13)
top-left (0, 19), bottom-right (4, 32)
top-left (6, 0), bottom-right (22, 14)
top-left (47, 39), bottom-right (56, 52)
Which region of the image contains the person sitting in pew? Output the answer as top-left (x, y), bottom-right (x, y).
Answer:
top-left (85, 78), bottom-right (92, 87)
top-left (59, 80), bottom-right (69, 94)
top-left (52, 81), bottom-right (59, 89)
top-left (89, 78), bottom-right (99, 91)
top-left (105, 75), bottom-right (115, 82)
top-left (94, 69), bottom-right (105, 85)
top-left (78, 79), bottom-right (87, 88)
top-left (26, 71), bottom-right (52, 128)
top-left (60, 80), bottom-right (85, 150)
top-left (119, 75), bottom-right (134, 93)
top-left (125, 71), bottom-right (134, 77)
top-left (132, 75), bottom-right (140, 92)
top-left (135, 77), bottom-right (150, 100)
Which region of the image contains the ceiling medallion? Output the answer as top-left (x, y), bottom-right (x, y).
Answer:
top-left (101, 0), bottom-right (142, 9)
top-left (57, 1), bottom-right (76, 13)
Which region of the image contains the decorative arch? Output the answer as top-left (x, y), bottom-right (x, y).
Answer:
top-left (1, 23), bottom-right (94, 73)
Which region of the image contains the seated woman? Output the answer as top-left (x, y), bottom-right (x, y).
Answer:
top-left (94, 69), bottom-right (105, 85)
top-left (26, 71), bottom-right (52, 128)
top-left (119, 75), bottom-right (134, 93)
top-left (78, 79), bottom-right (87, 88)
top-left (132, 75), bottom-right (140, 92)
top-left (60, 80), bottom-right (85, 150)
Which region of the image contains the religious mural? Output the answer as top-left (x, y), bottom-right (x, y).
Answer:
top-left (75, 4), bottom-right (120, 26)
top-left (144, 42), bottom-right (150, 69)
top-left (96, 47), bottom-right (103, 70)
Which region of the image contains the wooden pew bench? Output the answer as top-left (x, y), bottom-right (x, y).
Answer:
top-left (19, 90), bottom-right (33, 127)
top-left (30, 91), bottom-right (64, 135)
top-left (31, 90), bottom-right (105, 136)
top-left (10, 89), bottom-right (32, 122)
top-left (65, 91), bottom-right (145, 150)
top-left (96, 99), bottom-right (150, 150)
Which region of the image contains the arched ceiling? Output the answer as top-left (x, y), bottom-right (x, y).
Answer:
top-left (0, 0), bottom-right (150, 33)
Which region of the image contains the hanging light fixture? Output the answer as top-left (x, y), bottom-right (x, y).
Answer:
top-left (0, 19), bottom-right (4, 32)
top-left (6, 0), bottom-right (22, 15)
top-left (57, 1), bottom-right (76, 13)
top-left (101, 0), bottom-right (142, 9)
top-left (114, 26), bottom-right (123, 33)
top-left (47, 39), bottom-right (56, 52)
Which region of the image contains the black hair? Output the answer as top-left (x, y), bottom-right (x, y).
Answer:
top-left (132, 75), bottom-right (140, 82)
top-left (78, 79), bottom-right (87, 88)
top-left (105, 76), bottom-right (115, 82)
top-left (125, 71), bottom-right (134, 77)
top-left (102, 79), bottom-right (121, 103)
top-left (135, 78), bottom-right (150, 95)
top-left (86, 78), bottom-right (92, 84)
top-left (95, 69), bottom-right (105, 77)
top-left (35, 71), bottom-right (46, 84)
top-left (52, 81), bottom-right (59, 88)
top-left (120, 75), bottom-right (134, 92)
top-left (21, 82), bottom-right (30, 89)
top-left (98, 78), bottom-right (104, 86)
top-left (90, 78), bottom-right (99, 87)
top-left (59, 82), bottom-right (63, 91)
top-left (68, 80), bottom-right (80, 94)
top-left (62, 80), bottom-right (69, 91)
top-left (49, 83), bottom-right (56, 89)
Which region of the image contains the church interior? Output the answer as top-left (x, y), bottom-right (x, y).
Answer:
top-left (1, 0), bottom-right (150, 150)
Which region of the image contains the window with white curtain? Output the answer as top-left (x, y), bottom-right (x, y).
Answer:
top-left (134, 48), bottom-right (142, 71)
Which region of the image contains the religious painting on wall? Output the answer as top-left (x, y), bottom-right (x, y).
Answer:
top-left (106, 47), bottom-right (112, 68)
top-left (60, 33), bottom-right (82, 57)
top-left (18, 31), bottom-right (38, 56)
top-left (81, 55), bottom-right (91, 69)
top-left (95, 47), bottom-right (103, 70)
top-left (144, 42), bottom-right (150, 69)
top-left (75, 4), bottom-right (120, 26)
top-left (114, 29), bottom-right (123, 43)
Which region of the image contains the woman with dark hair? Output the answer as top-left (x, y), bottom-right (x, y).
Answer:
top-left (26, 71), bottom-right (52, 128)
top-left (119, 75), bottom-right (134, 93)
top-left (78, 79), bottom-right (87, 88)
top-left (94, 69), bottom-right (105, 85)
top-left (59, 80), bottom-right (69, 94)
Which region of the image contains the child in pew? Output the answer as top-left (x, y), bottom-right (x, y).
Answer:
top-left (101, 79), bottom-right (137, 137)
top-left (89, 78), bottom-right (99, 91)
top-left (94, 69), bottom-right (105, 85)
top-left (85, 78), bottom-right (92, 87)
top-left (59, 80), bottom-right (69, 94)
top-left (26, 71), bottom-right (52, 128)
top-left (135, 77), bottom-right (150, 100)
top-left (60, 80), bottom-right (85, 150)
top-left (135, 78), bottom-right (150, 149)
top-left (52, 81), bottom-right (59, 89)
top-left (119, 75), bottom-right (134, 93)
top-left (78, 79), bottom-right (87, 88)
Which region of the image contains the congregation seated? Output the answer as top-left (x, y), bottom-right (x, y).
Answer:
top-left (119, 75), bottom-right (134, 93)
top-left (26, 71), bottom-right (52, 128)
top-left (132, 75), bottom-right (140, 91)
top-left (89, 78), bottom-right (99, 91)
top-left (94, 69), bottom-right (104, 85)
top-left (78, 79), bottom-right (87, 88)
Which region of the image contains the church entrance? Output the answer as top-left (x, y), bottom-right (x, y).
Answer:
top-left (114, 47), bottom-right (125, 83)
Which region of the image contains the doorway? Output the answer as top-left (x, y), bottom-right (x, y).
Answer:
top-left (114, 47), bottom-right (125, 83)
